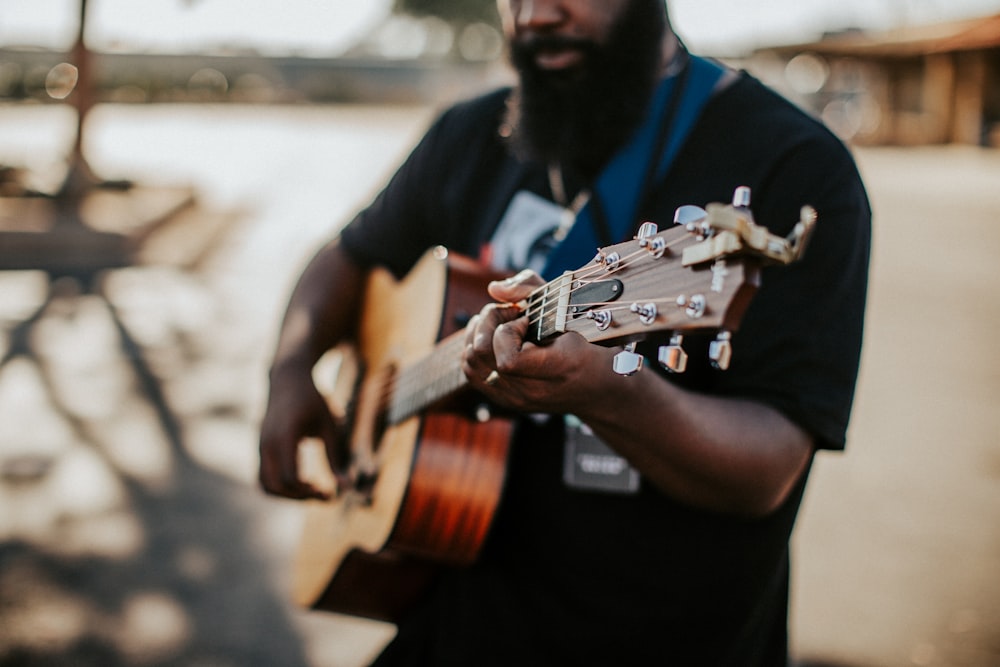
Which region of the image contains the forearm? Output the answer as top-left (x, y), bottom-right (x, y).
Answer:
top-left (260, 240), bottom-right (366, 498)
top-left (576, 352), bottom-right (815, 517)
top-left (469, 278), bottom-right (816, 518)
top-left (269, 240), bottom-right (365, 378)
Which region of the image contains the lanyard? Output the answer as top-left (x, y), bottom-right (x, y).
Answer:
top-left (588, 51), bottom-right (693, 248)
top-left (541, 53), bottom-right (724, 280)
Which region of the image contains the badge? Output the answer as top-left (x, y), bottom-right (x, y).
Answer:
top-left (562, 415), bottom-right (640, 495)
top-left (489, 190), bottom-right (570, 273)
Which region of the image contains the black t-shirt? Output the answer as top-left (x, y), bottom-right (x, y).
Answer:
top-left (342, 72), bottom-right (871, 666)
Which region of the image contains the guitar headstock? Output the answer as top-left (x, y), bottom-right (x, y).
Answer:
top-left (524, 187), bottom-right (815, 375)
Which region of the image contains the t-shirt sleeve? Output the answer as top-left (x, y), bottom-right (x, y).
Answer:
top-left (338, 90), bottom-right (514, 279)
top-left (338, 108), bottom-right (455, 278)
top-left (718, 132), bottom-right (872, 451)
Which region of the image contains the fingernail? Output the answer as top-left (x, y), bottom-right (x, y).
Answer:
top-left (505, 270), bottom-right (533, 286)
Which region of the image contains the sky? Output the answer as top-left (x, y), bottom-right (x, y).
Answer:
top-left (1, 0), bottom-right (999, 56)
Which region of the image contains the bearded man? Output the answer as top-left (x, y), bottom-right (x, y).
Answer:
top-left (258, 1), bottom-right (871, 665)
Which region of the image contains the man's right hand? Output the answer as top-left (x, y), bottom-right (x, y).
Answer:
top-left (258, 363), bottom-right (347, 500)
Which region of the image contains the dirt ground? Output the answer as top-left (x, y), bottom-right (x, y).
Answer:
top-left (1, 138), bottom-right (998, 666)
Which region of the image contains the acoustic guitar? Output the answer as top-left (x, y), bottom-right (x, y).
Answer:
top-left (292, 192), bottom-right (816, 622)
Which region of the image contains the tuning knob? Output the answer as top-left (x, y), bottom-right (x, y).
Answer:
top-left (613, 342), bottom-right (643, 376)
top-left (636, 222), bottom-right (667, 257)
top-left (635, 221), bottom-right (658, 239)
top-left (709, 331), bottom-right (733, 370)
top-left (732, 186), bottom-right (752, 208)
top-left (674, 204), bottom-right (707, 227)
top-left (658, 334), bottom-right (688, 373)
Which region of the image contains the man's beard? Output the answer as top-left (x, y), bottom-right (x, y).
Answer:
top-left (503, 0), bottom-right (667, 182)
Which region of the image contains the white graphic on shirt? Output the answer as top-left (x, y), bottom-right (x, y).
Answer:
top-left (489, 190), bottom-right (569, 273)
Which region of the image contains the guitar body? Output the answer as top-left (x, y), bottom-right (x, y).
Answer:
top-left (292, 247), bottom-right (514, 622)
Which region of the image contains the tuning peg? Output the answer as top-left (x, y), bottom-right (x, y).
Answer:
top-left (630, 302), bottom-right (658, 326)
top-left (635, 222), bottom-right (668, 257)
top-left (674, 205), bottom-right (707, 227)
top-left (658, 334), bottom-right (688, 373)
top-left (675, 294), bottom-right (706, 319)
top-left (732, 186), bottom-right (752, 208)
top-left (587, 309), bottom-right (613, 331)
top-left (613, 342), bottom-right (644, 376)
top-left (602, 252), bottom-right (621, 271)
top-left (635, 221), bottom-right (658, 239)
top-left (709, 331), bottom-right (733, 370)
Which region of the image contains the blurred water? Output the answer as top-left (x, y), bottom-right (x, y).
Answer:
top-left (1, 102), bottom-right (436, 314)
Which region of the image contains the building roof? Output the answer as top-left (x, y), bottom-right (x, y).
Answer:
top-left (770, 13), bottom-right (1000, 57)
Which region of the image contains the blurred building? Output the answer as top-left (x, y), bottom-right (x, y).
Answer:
top-left (0, 47), bottom-right (504, 107)
top-left (752, 13), bottom-right (1000, 147)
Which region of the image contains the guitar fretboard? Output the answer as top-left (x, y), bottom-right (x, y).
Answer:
top-left (385, 273), bottom-right (579, 424)
top-left (387, 331), bottom-right (469, 425)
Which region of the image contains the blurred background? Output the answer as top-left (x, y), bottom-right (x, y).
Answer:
top-left (0, 1), bottom-right (998, 665)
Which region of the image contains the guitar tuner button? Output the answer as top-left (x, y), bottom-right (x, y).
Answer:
top-left (613, 343), bottom-right (644, 376)
top-left (709, 331), bottom-right (733, 370)
top-left (636, 221), bottom-right (659, 240)
top-left (674, 204), bottom-right (707, 227)
top-left (658, 334), bottom-right (688, 374)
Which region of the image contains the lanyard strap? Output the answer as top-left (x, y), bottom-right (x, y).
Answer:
top-left (542, 55), bottom-right (724, 280)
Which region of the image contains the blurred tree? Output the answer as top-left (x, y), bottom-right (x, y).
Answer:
top-left (393, 0), bottom-right (500, 27)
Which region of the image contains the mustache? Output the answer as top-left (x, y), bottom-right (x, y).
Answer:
top-left (510, 34), bottom-right (599, 61)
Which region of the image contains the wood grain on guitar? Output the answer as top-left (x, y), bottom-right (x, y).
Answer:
top-left (291, 190), bottom-right (816, 622)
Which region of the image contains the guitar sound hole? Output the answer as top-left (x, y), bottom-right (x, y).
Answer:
top-left (353, 471), bottom-right (378, 505)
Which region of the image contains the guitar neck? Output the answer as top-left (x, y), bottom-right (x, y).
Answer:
top-left (388, 330), bottom-right (470, 425)
top-left (386, 273), bottom-right (572, 424)
top-left (383, 197), bottom-right (817, 424)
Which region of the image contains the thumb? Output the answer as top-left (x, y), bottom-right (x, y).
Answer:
top-left (488, 269), bottom-right (544, 303)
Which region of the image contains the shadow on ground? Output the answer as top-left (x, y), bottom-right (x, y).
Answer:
top-left (0, 197), bottom-right (317, 664)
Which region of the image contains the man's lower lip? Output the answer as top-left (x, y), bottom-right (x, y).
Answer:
top-left (534, 49), bottom-right (584, 70)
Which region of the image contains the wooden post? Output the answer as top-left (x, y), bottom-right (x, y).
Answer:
top-left (57, 0), bottom-right (100, 208)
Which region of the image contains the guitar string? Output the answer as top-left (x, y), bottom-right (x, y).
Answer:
top-left (523, 234), bottom-right (694, 327)
top-left (380, 233), bottom-right (693, 411)
top-left (377, 231), bottom-right (699, 419)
